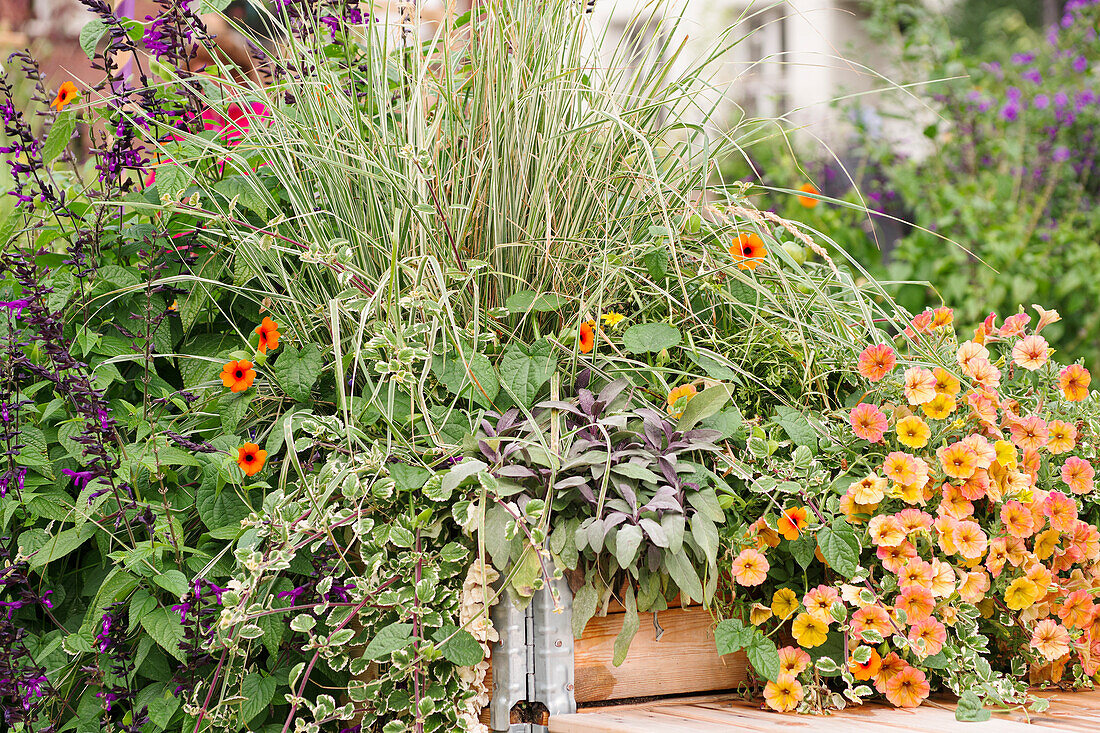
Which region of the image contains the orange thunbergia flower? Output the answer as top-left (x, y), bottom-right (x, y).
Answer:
top-left (884, 665), bottom-right (930, 708)
top-left (1012, 334), bottom-right (1050, 371)
top-left (907, 617), bottom-right (947, 658)
top-left (932, 367), bottom-right (961, 396)
top-left (937, 441), bottom-right (978, 479)
top-left (731, 548), bottom-right (769, 586)
top-left (51, 81), bottom-right (79, 111)
top-left (236, 442), bottom-right (267, 476)
top-left (1061, 457), bottom-right (1095, 494)
top-left (849, 403), bottom-right (888, 442)
top-left (578, 321), bottom-right (595, 354)
top-left (777, 645), bottom-right (811, 675)
top-left (1058, 364), bottom-right (1091, 401)
top-left (857, 343), bottom-right (896, 382)
top-left (777, 506), bottom-right (809, 541)
top-left (849, 648), bottom-right (883, 681)
top-left (221, 359), bottom-right (256, 393)
top-left (903, 367), bottom-right (937, 405)
top-left (791, 612), bottom-right (829, 648)
top-left (763, 674), bottom-right (804, 712)
top-left (1030, 619), bottom-right (1071, 662)
top-left (667, 384), bottom-right (697, 418)
top-left (796, 182), bottom-right (820, 208)
top-left (255, 317), bottom-right (281, 354)
top-left (729, 232), bottom-right (768, 270)
top-left (1046, 420), bottom-right (1076, 455)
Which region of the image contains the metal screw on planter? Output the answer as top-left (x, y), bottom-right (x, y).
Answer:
top-left (489, 576), bottom-right (576, 732)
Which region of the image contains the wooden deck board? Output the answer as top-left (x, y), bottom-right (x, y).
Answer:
top-left (548, 690), bottom-right (1100, 732)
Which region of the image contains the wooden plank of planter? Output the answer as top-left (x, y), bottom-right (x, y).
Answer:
top-left (573, 606), bottom-right (748, 703)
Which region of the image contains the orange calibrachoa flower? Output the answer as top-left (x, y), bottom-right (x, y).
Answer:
top-left (1058, 364), bottom-right (1091, 401)
top-left (796, 182), bottom-right (820, 208)
top-left (1061, 457), bottom-right (1095, 494)
top-left (921, 393), bottom-right (956, 420)
top-left (1030, 619), bottom-right (1071, 661)
top-left (884, 666), bottom-right (930, 708)
top-left (730, 232), bottom-right (768, 270)
top-left (857, 344), bottom-right (896, 382)
top-left (255, 317), bottom-right (281, 354)
top-left (236, 443), bottom-right (267, 476)
top-left (772, 589), bottom-right (800, 620)
top-left (1012, 334), bottom-right (1050, 371)
top-left (51, 81), bottom-right (79, 111)
top-left (777, 506), bottom-right (809, 541)
top-left (731, 548), bottom-right (769, 586)
top-left (932, 366), bottom-right (961, 396)
top-left (578, 321), bottom-right (595, 354)
top-left (895, 416), bottom-right (930, 449)
top-left (849, 403), bottom-right (888, 442)
top-left (763, 674), bottom-right (804, 712)
top-left (791, 612), bottom-right (828, 648)
top-left (903, 367), bottom-right (937, 405)
top-left (777, 645), bottom-right (811, 675)
top-left (1045, 420), bottom-right (1076, 454)
top-left (221, 359), bottom-right (256, 392)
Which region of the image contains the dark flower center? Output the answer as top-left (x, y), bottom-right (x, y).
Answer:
top-left (245, 454), bottom-right (254, 462)
top-left (235, 370), bottom-right (244, 378)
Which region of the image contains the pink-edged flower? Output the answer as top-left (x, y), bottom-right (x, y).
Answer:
top-left (903, 367), bottom-right (937, 405)
top-left (850, 403), bottom-right (888, 442)
top-left (1061, 457), bottom-right (1095, 494)
top-left (857, 344), bottom-right (896, 382)
top-left (1012, 334), bottom-right (1050, 371)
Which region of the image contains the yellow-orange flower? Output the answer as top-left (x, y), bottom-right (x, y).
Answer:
top-left (667, 384), bottom-right (697, 418)
top-left (730, 232), bottom-right (768, 270)
top-left (869, 515), bottom-right (905, 548)
top-left (851, 605), bottom-right (892, 643)
top-left (882, 451), bottom-right (923, 487)
top-left (236, 442), bottom-right (267, 477)
top-left (1009, 415), bottom-right (1048, 452)
top-left (1061, 457), bottom-right (1094, 495)
top-left (600, 311), bottom-right (625, 327)
top-left (1059, 364), bottom-right (1091, 401)
top-left (850, 474), bottom-right (887, 505)
top-left (771, 588), bottom-right (800, 620)
top-left (937, 441), bottom-right (978, 479)
top-left (957, 569), bottom-right (990, 603)
top-left (884, 666), bottom-right (930, 708)
top-left (933, 367), bottom-right (961, 396)
top-left (255, 317), bottom-right (281, 354)
top-left (895, 586), bottom-right (935, 622)
top-left (875, 651), bottom-right (907, 694)
top-left (956, 341), bottom-right (989, 371)
top-left (1046, 420), bottom-right (1076, 455)
top-left (952, 520), bottom-right (988, 560)
top-left (857, 344), bottom-right (896, 382)
top-left (750, 603), bottom-right (773, 626)
top-left (1001, 500), bottom-right (1036, 539)
top-left (803, 585), bottom-right (839, 622)
top-left (791, 612), bottom-right (829, 648)
top-left (895, 415), bottom-right (930, 449)
top-left (1004, 577), bottom-right (1041, 610)
top-left (51, 81), bottom-right (79, 111)
top-left (921, 393), bottom-right (956, 420)
top-left (221, 359), bottom-right (256, 393)
top-left (777, 645), bottom-right (811, 675)
top-left (796, 182), bottom-right (820, 208)
top-left (763, 674), bottom-right (804, 712)
top-left (994, 440), bottom-right (1018, 470)
top-left (1030, 619), bottom-right (1071, 662)
top-left (731, 548), bottom-right (769, 587)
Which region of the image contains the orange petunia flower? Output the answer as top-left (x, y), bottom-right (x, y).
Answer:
top-left (221, 359), bottom-right (256, 393)
top-left (884, 666), bottom-right (930, 708)
top-left (579, 321), bottom-right (595, 354)
top-left (777, 506), bottom-right (809, 541)
top-left (255, 317), bottom-right (281, 354)
top-left (1046, 420), bottom-right (1076, 455)
top-left (763, 674), bottom-right (803, 712)
top-left (849, 402), bottom-right (888, 442)
top-left (667, 384), bottom-right (698, 418)
top-left (51, 81), bottom-right (79, 111)
top-left (907, 617), bottom-right (947, 658)
top-left (731, 548), bottom-right (769, 586)
top-left (796, 182), bottom-right (820, 208)
top-left (729, 232), bottom-right (768, 270)
top-left (1030, 619), bottom-right (1071, 662)
top-left (236, 442), bottom-right (267, 476)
